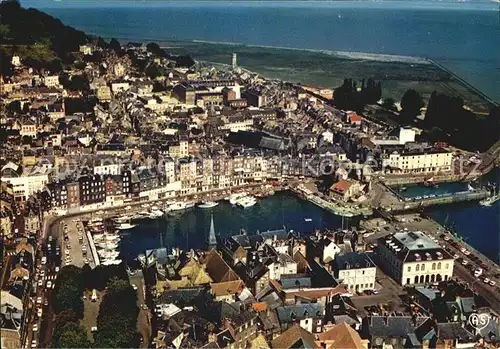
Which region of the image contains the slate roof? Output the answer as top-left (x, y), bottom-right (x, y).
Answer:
top-left (280, 274), bottom-right (312, 290)
top-left (369, 315), bottom-right (430, 338)
top-left (437, 322), bottom-right (474, 341)
top-left (276, 303), bottom-right (324, 324)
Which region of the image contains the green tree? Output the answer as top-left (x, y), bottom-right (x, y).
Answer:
top-left (52, 310), bottom-right (80, 343)
top-left (94, 277), bottom-right (139, 348)
top-left (400, 89), bottom-right (424, 121)
top-left (145, 63), bottom-right (163, 79)
top-left (52, 266), bottom-right (84, 317)
top-left (52, 323), bottom-right (91, 348)
top-left (109, 38), bottom-right (122, 54)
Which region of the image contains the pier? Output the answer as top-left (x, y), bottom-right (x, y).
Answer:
top-left (291, 188), bottom-right (373, 217)
top-left (382, 183), bottom-right (490, 212)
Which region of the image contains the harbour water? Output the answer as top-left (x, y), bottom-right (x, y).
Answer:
top-left (119, 191), bottom-right (352, 261)
top-left (393, 170), bottom-right (500, 262)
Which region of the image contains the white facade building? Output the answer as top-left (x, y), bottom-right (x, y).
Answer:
top-left (334, 252), bottom-right (377, 292)
top-left (111, 81), bottom-right (130, 93)
top-left (1, 174), bottom-right (49, 201)
top-left (383, 148), bottom-right (452, 174)
top-left (268, 253), bottom-right (298, 280)
top-left (43, 75), bottom-right (60, 88)
top-left (93, 163), bottom-right (122, 176)
top-left (376, 231), bottom-right (454, 286)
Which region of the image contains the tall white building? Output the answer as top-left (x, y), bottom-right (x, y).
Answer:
top-left (376, 231), bottom-right (454, 286)
top-left (232, 53), bottom-right (237, 69)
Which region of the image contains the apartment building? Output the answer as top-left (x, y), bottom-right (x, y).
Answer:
top-left (382, 147), bottom-right (452, 174)
top-left (376, 231), bottom-right (454, 286)
top-left (334, 252), bottom-right (377, 293)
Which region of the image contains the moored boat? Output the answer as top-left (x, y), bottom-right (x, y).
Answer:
top-left (237, 196), bottom-right (257, 208)
top-left (198, 201), bottom-right (219, 209)
top-left (117, 223), bottom-right (136, 230)
top-left (480, 193), bottom-right (500, 207)
top-left (229, 192), bottom-right (248, 205)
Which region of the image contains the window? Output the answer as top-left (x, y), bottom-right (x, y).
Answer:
top-left (445, 263), bottom-right (449, 269)
top-left (437, 262), bottom-right (441, 270)
top-left (432, 263), bottom-right (436, 270)
top-left (416, 264), bottom-right (420, 272)
top-left (408, 266), bottom-right (411, 272)
top-left (421, 264), bottom-right (425, 271)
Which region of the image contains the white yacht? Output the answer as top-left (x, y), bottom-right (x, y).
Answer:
top-left (149, 210), bottom-right (164, 218)
top-left (237, 196), bottom-right (257, 208)
top-left (93, 233), bottom-right (104, 240)
top-left (168, 202), bottom-right (194, 211)
top-left (102, 259), bottom-right (122, 266)
top-left (98, 250), bottom-right (120, 259)
top-left (229, 192), bottom-right (248, 205)
top-left (198, 201), bottom-right (219, 209)
top-left (98, 242), bottom-right (119, 249)
top-left (117, 223), bottom-right (136, 230)
top-left (115, 215), bottom-right (134, 222)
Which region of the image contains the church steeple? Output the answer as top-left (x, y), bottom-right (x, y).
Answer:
top-left (208, 214), bottom-right (217, 249)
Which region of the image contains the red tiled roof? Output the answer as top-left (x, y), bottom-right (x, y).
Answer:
top-left (329, 180), bottom-right (353, 193)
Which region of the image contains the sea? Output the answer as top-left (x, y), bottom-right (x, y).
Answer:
top-left (24, 0), bottom-right (500, 102)
top-left (24, 0), bottom-right (499, 260)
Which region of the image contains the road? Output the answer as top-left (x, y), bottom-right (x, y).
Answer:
top-left (130, 271), bottom-right (151, 348)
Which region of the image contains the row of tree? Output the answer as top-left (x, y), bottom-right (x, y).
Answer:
top-left (333, 78), bottom-right (382, 112)
top-left (50, 264), bottom-right (138, 348)
top-left (424, 91), bottom-right (499, 151)
top-left (94, 278), bottom-right (140, 348)
top-left (51, 266), bottom-right (90, 348)
top-left (389, 88), bottom-right (499, 151)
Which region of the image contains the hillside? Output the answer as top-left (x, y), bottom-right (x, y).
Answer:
top-left (0, 0), bottom-right (89, 75)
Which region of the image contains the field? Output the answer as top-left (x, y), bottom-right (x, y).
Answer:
top-left (160, 40), bottom-right (495, 113)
